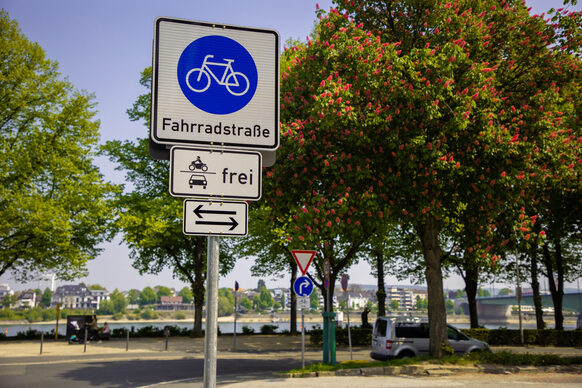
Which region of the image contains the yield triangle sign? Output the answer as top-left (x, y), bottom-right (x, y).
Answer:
top-left (292, 250), bottom-right (316, 275)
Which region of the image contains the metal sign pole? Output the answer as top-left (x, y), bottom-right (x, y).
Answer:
top-left (346, 291), bottom-right (352, 360)
top-left (204, 236), bottom-right (219, 388)
top-left (301, 307), bottom-right (305, 369)
top-left (233, 288), bottom-right (237, 349)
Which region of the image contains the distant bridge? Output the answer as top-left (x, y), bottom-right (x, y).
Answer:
top-left (477, 292), bottom-right (582, 313)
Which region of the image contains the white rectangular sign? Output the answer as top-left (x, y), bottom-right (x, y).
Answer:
top-left (152, 17), bottom-right (280, 150)
top-left (297, 296), bottom-right (310, 310)
top-left (183, 199), bottom-right (248, 236)
top-left (170, 146), bottom-right (261, 200)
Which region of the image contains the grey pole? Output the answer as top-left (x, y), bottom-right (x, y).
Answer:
top-left (204, 235), bottom-right (220, 388)
top-left (346, 292), bottom-right (352, 360)
top-left (233, 290), bottom-right (237, 349)
top-left (301, 307), bottom-right (305, 369)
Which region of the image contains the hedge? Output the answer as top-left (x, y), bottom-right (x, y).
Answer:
top-left (310, 327), bottom-right (582, 347)
top-left (461, 328), bottom-right (582, 347)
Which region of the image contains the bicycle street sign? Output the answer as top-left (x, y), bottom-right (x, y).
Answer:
top-left (170, 146), bottom-right (261, 200)
top-left (152, 17), bottom-right (280, 151)
top-left (183, 199), bottom-right (248, 236)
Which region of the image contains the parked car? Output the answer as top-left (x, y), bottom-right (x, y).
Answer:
top-left (370, 317), bottom-right (489, 360)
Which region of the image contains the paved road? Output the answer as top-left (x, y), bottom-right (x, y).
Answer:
top-left (1, 336), bottom-right (581, 387)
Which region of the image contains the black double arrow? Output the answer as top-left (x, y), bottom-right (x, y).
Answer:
top-left (194, 204), bottom-right (239, 231)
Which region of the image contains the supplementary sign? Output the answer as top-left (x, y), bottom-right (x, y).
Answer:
top-left (297, 296), bottom-right (310, 310)
top-left (152, 17), bottom-right (279, 150)
top-left (293, 276), bottom-right (314, 297)
top-left (170, 146), bottom-right (261, 200)
top-left (183, 199), bottom-right (248, 236)
top-left (291, 250), bottom-right (316, 275)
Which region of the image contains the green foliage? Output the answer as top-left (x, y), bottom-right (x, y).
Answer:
top-left (242, 326), bottom-right (255, 335)
top-left (468, 351), bottom-right (582, 366)
top-left (178, 287), bottom-right (193, 304)
top-left (140, 307), bottom-right (159, 320)
top-left (260, 324), bottom-right (278, 334)
top-left (88, 284), bottom-right (106, 290)
top-left (462, 328), bottom-right (582, 347)
top-left (239, 297), bottom-right (252, 311)
top-left (39, 288), bottom-right (52, 308)
top-left (0, 11), bottom-right (118, 281)
top-left (175, 311), bottom-right (186, 320)
top-left (155, 286), bottom-right (172, 302)
top-left (138, 287), bottom-right (157, 306)
top-left (127, 289), bottom-right (139, 305)
top-left (110, 289), bottom-right (128, 313)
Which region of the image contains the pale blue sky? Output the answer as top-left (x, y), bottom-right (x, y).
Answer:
top-left (2, 0), bottom-right (580, 293)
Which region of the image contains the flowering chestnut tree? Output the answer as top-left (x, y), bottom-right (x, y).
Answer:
top-left (266, 1), bottom-right (581, 357)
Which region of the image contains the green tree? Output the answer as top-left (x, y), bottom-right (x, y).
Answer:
top-left (278, 0), bottom-right (582, 357)
top-left (2, 294), bottom-right (17, 308)
top-left (127, 289), bottom-right (139, 305)
top-left (446, 299), bottom-right (455, 315)
top-left (0, 11), bottom-right (117, 281)
top-left (39, 288), bottom-right (52, 308)
top-left (155, 286), bottom-right (172, 302)
top-left (389, 300), bottom-right (400, 311)
top-left (88, 284), bottom-right (106, 290)
top-left (110, 289), bottom-right (128, 313)
top-left (239, 296), bottom-right (252, 311)
top-left (103, 67), bottom-right (235, 336)
top-left (179, 286), bottom-right (193, 304)
top-left (138, 286), bottom-right (157, 306)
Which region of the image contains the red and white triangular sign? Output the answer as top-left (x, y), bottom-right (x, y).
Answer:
top-left (292, 250), bottom-right (316, 275)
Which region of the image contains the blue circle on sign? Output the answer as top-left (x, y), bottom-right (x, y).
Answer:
top-left (294, 276), bottom-right (314, 297)
top-left (177, 35), bottom-right (258, 115)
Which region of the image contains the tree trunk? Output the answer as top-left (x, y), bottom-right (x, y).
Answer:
top-left (376, 252), bottom-right (387, 317)
top-left (543, 239), bottom-right (564, 330)
top-left (464, 263), bottom-right (479, 328)
top-left (416, 217), bottom-right (448, 357)
top-left (554, 236), bottom-right (565, 330)
top-left (192, 238), bottom-right (206, 337)
top-left (529, 249), bottom-right (545, 329)
top-left (289, 263), bottom-right (298, 335)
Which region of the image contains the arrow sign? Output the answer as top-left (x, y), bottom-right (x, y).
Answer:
top-left (183, 199), bottom-right (248, 236)
top-left (291, 250), bottom-right (316, 275)
top-left (293, 276), bottom-right (314, 297)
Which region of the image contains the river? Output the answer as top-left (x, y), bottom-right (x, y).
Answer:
top-left (1, 319), bottom-right (574, 338)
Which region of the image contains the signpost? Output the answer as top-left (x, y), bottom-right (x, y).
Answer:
top-left (293, 276), bottom-right (313, 369)
top-left (151, 16), bottom-right (279, 388)
top-left (233, 281), bottom-right (239, 349)
top-left (170, 146), bottom-right (261, 200)
top-left (183, 199), bottom-right (248, 236)
top-left (341, 274), bottom-right (352, 360)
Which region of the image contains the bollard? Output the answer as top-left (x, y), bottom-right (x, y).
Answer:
top-left (84, 326), bottom-right (88, 353)
top-left (164, 326), bottom-right (169, 351)
top-left (40, 332), bottom-right (44, 355)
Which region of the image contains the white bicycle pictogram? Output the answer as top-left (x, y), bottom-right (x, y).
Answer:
top-left (186, 54), bottom-right (250, 96)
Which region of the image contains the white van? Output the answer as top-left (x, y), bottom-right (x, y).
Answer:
top-left (370, 317), bottom-right (489, 360)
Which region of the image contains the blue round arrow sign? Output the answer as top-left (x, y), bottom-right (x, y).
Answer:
top-left (293, 276), bottom-right (314, 297)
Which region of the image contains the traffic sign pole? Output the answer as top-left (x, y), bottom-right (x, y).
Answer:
top-left (203, 236), bottom-right (219, 388)
top-left (301, 307), bottom-right (305, 369)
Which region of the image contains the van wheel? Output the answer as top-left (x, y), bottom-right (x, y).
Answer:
top-left (398, 350), bottom-right (415, 359)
